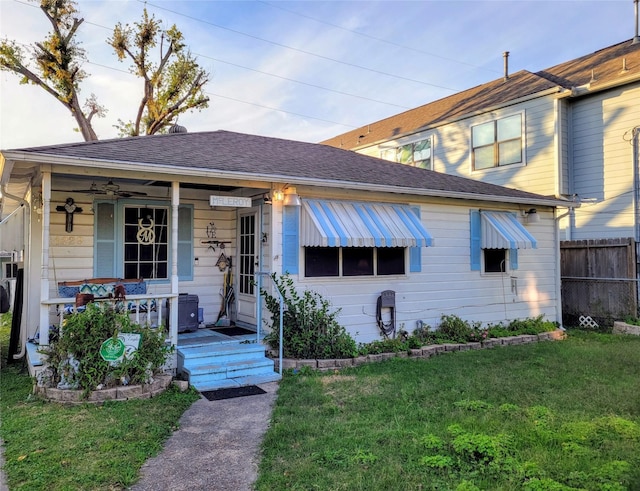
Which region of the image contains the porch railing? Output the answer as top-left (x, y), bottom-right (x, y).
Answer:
top-left (41, 293), bottom-right (177, 345)
top-left (255, 271), bottom-right (283, 376)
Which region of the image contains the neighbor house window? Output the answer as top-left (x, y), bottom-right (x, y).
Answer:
top-left (380, 137), bottom-right (432, 170)
top-left (472, 114), bottom-right (522, 170)
top-left (94, 201), bottom-right (193, 281)
top-left (304, 247), bottom-right (405, 277)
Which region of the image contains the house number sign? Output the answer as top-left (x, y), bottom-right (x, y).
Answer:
top-left (137, 217), bottom-right (155, 245)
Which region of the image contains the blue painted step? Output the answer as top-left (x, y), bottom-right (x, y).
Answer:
top-left (178, 340), bottom-right (281, 392)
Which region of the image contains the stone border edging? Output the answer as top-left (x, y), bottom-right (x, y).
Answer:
top-left (612, 321), bottom-right (640, 336)
top-left (271, 330), bottom-right (567, 372)
top-left (33, 374), bottom-right (178, 404)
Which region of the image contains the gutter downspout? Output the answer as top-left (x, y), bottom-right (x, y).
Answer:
top-left (554, 208), bottom-right (573, 330)
top-left (1, 184), bottom-right (29, 359)
top-left (633, 126), bottom-right (640, 308)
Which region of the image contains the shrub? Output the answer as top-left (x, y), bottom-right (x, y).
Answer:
top-left (436, 314), bottom-right (473, 343)
top-left (38, 302), bottom-right (173, 396)
top-left (261, 273), bottom-right (357, 359)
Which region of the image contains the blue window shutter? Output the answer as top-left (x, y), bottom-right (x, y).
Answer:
top-left (282, 206), bottom-right (299, 274)
top-left (509, 249), bottom-right (518, 270)
top-left (409, 206), bottom-right (422, 272)
top-left (470, 210), bottom-right (481, 271)
top-left (95, 202), bottom-right (116, 277)
top-left (177, 205), bottom-right (193, 280)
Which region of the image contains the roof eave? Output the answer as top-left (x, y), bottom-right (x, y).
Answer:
top-left (1, 151), bottom-right (574, 209)
top-left (346, 86), bottom-right (564, 152)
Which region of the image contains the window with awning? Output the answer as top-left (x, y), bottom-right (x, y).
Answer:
top-left (301, 199), bottom-right (433, 248)
top-left (470, 210), bottom-right (537, 272)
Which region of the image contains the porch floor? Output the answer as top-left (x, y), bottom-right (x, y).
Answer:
top-left (177, 326), bottom-right (259, 346)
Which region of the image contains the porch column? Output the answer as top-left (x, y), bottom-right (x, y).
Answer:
top-left (39, 172), bottom-right (51, 345)
top-left (169, 182), bottom-right (180, 357)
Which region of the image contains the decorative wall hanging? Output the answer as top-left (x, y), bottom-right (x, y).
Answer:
top-left (136, 216), bottom-right (155, 245)
top-left (206, 222), bottom-right (217, 239)
top-left (56, 197), bottom-right (83, 233)
top-left (216, 252), bottom-right (229, 271)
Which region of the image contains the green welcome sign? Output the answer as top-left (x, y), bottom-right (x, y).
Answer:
top-left (100, 338), bottom-right (126, 362)
top-left (99, 333), bottom-right (142, 364)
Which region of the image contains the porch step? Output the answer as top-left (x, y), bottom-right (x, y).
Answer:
top-left (178, 340), bottom-right (281, 392)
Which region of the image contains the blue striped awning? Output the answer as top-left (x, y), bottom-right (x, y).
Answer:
top-left (481, 211), bottom-right (537, 249)
top-left (301, 200), bottom-right (433, 248)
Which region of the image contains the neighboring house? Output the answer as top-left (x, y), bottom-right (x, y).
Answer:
top-left (1, 130), bottom-right (572, 382)
top-left (321, 38), bottom-right (640, 244)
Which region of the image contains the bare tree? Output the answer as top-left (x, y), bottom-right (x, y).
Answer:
top-left (0, 0), bottom-right (103, 141)
top-left (109, 8), bottom-right (210, 136)
top-left (0, 0), bottom-right (210, 141)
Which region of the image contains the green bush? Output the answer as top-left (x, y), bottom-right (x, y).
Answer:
top-left (436, 314), bottom-right (473, 343)
top-left (38, 303), bottom-right (173, 396)
top-left (261, 273), bottom-right (357, 359)
top-left (487, 315), bottom-right (557, 338)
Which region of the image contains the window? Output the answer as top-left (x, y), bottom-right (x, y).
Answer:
top-left (470, 210), bottom-right (537, 273)
top-left (380, 137), bottom-right (432, 170)
top-left (304, 247), bottom-right (405, 277)
top-left (124, 206), bottom-right (168, 279)
top-left (94, 201), bottom-right (193, 281)
top-left (483, 249), bottom-right (507, 273)
top-left (4, 263), bottom-right (18, 279)
top-left (472, 114), bottom-right (522, 170)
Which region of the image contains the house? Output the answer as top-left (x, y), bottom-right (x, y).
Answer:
top-left (321, 38), bottom-right (640, 244)
top-left (0, 130), bottom-right (573, 386)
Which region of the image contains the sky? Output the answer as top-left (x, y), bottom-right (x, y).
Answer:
top-left (0, 0), bottom-right (636, 150)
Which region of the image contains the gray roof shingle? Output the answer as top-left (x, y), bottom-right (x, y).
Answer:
top-left (5, 130), bottom-right (568, 206)
top-left (322, 39), bottom-right (640, 150)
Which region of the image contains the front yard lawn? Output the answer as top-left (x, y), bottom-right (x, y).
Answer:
top-left (256, 331), bottom-right (640, 490)
top-left (0, 314), bottom-right (201, 491)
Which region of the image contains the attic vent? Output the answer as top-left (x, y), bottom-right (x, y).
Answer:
top-left (168, 124), bottom-right (187, 134)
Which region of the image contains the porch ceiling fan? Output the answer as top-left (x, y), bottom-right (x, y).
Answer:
top-left (73, 179), bottom-right (147, 198)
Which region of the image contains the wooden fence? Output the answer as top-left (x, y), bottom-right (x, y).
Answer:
top-left (560, 237), bottom-right (638, 326)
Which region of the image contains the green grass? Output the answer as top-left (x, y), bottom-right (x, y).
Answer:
top-left (0, 313), bottom-right (201, 490)
top-left (256, 330), bottom-right (640, 491)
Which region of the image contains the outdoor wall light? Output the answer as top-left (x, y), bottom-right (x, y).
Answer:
top-left (522, 208), bottom-right (540, 224)
top-left (283, 186), bottom-right (302, 207)
top-left (272, 190), bottom-right (285, 202)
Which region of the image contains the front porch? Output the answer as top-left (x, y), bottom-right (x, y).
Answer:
top-left (177, 327), bottom-right (281, 391)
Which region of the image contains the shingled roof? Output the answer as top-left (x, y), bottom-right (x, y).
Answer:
top-left (321, 39), bottom-right (640, 150)
top-left (3, 130), bottom-right (569, 207)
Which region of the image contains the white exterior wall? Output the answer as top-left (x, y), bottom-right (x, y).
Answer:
top-left (42, 179), bottom-right (239, 332)
top-left (570, 84), bottom-right (640, 240)
top-left (284, 195), bottom-right (558, 345)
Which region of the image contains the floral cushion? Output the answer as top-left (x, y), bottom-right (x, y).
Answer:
top-left (79, 283), bottom-right (114, 298)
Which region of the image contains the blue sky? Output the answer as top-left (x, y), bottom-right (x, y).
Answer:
top-left (0, 0), bottom-right (634, 149)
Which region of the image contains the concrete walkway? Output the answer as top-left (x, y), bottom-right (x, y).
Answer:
top-left (129, 381), bottom-right (279, 491)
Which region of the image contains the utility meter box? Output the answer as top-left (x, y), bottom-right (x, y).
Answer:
top-left (166, 294), bottom-right (199, 333)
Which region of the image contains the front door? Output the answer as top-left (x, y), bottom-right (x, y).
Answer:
top-left (235, 208), bottom-right (258, 327)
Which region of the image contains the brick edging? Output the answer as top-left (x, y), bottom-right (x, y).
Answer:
top-left (270, 330), bottom-right (567, 372)
top-left (33, 374), bottom-right (177, 404)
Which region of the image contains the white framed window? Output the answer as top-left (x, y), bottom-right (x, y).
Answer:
top-left (304, 247), bottom-right (406, 278)
top-left (483, 249), bottom-right (508, 273)
top-left (380, 136), bottom-right (433, 170)
top-left (95, 201), bottom-right (193, 281)
top-left (471, 114), bottom-right (523, 170)
top-left (123, 206), bottom-right (169, 280)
